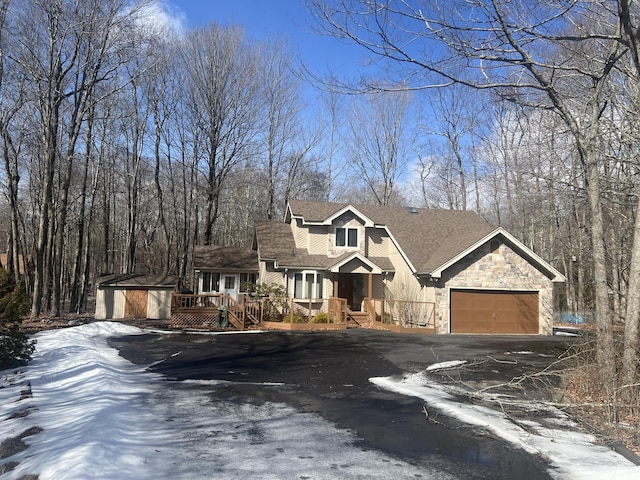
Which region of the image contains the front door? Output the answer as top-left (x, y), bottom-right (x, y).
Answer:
top-left (337, 274), bottom-right (363, 311)
top-left (221, 275), bottom-right (238, 300)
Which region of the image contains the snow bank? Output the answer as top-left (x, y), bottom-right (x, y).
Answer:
top-left (371, 370), bottom-right (640, 480)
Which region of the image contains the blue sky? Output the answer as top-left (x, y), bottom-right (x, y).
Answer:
top-left (168, 0), bottom-right (368, 80)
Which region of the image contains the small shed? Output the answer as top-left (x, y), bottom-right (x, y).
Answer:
top-left (95, 274), bottom-right (178, 320)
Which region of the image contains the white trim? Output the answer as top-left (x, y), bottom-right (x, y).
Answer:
top-left (429, 227), bottom-right (565, 282)
top-left (323, 205), bottom-right (374, 227)
top-left (287, 203), bottom-right (375, 227)
top-left (327, 252), bottom-right (383, 274)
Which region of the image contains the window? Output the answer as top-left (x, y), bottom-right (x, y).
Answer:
top-left (336, 227), bottom-right (358, 247)
top-left (293, 272), bottom-right (324, 299)
top-left (239, 273), bottom-right (257, 292)
top-left (224, 276), bottom-right (235, 290)
top-left (202, 272), bottom-right (220, 293)
top-left (348, 228), bottom-right (358, 247)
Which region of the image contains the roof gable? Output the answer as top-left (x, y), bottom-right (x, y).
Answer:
top-left (327, 252), bottom-right (384, 274)
top-left (286, 201), bottom-right (374, 227)
top-left (287, 200), bottom-right (495, 274)
top-left (429, 228), bottom-right (565, 282)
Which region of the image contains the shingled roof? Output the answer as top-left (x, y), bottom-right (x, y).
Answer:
top-left (287, 200), bottom-right (495, 275)
top-left (254, 221), bottom-right (396, 271)
top-left (96, 274), bottom-right (179, 288)
top-left (193, 245), bottom-right (258, 271)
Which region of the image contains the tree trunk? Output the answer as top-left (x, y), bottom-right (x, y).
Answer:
top-left (621, 186), bottom-right (640, 392)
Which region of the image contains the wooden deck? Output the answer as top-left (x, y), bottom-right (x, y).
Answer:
top-left (170, 293), bottom-right (435, 333)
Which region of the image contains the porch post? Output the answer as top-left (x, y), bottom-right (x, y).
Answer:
top-left (333, 277), bottom-right (339, 298)
top-left (367, 272), bottom-right (373, 299)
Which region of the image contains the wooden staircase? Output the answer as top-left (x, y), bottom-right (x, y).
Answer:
top-left (346, 310), bottom-right (369, 327)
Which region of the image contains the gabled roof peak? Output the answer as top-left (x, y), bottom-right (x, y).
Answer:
top-left (286, 200), bottom-right (375, 226)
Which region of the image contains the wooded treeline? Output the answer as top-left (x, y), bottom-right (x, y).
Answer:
top-left (0, 0), bottom-right (636, 370)
top-left (309, 0), bottom-right (640, 414)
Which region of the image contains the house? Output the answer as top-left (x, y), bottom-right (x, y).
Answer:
top-left (193, 245), bottom-right (258, 300)
top-left (190, 200), bottom-right (564, 334)
top-left (95, 274), bottom-right (179, 320)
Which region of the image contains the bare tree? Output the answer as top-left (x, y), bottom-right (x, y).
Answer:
top-left (346, 88), bottom-right (414, 205)
top-left (425, 84), bottom-right (483, 211)
top-left (183, 23), bottom-right (263, 245)
top-left (0, 0), bottom-right (26, 284)
top-left (259, 36), bottom-right (307, 220)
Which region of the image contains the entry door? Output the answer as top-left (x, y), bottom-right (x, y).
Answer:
top-left (337, 274), bottom-right (363, 311)
top-left (221, 275), bottom-right (238, 300)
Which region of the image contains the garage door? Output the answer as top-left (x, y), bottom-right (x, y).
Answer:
top-left (450, 290), bottom-right (539, 334)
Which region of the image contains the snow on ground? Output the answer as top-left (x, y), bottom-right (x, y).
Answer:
top-left (0, 322), bottom-right (441, 480)
top-left (1, 322), bottom-right (638, 479)
top-left (371, 371), bottom-right (640, 480)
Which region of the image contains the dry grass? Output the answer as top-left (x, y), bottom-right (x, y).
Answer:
top-left (559, 341), bottom-right (640, 458)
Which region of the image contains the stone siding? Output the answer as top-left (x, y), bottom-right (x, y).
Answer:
top-left (434, 241), bottom-right (554, 334)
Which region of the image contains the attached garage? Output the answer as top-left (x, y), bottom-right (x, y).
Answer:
top-left (95, 274), bottom-right (178, 320)
top-left (450, 289), bottom-right (539, 334)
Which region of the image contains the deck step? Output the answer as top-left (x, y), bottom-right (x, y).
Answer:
top-left (346, 311), bottom-right (369, 327)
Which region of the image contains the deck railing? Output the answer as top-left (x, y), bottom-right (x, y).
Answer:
top-left (364, 298), bottom-right (436, 329)
top-left (171, 293), bottom-right (435, 330)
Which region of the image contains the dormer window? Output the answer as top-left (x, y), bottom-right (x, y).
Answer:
top-left (336, 227), bottom-right (358, 247)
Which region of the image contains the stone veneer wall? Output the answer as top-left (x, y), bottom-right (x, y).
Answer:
top-left (434, 241), bottom-right (555, 335)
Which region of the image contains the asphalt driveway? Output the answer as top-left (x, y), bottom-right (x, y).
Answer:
top-left (111, 329), bottom-right (574, 479)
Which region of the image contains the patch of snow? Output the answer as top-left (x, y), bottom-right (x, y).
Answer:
top-left (371, 371), bottom-right (640, 480)
top-left (425, 360), bottom-right (467, 371)
top-left (554, 331), bottom-right (581, 337)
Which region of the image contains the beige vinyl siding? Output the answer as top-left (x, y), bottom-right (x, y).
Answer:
top-left (307, 225), bottom-right (326, 254)
top-left (262, 268), bottom-right (284, 287)
top-left (291, 218), bottom-right (305, 247)
top-left (324, 276), bottom-right (334, 297)
top-left (258, 259), bottom-right (269, 282)
top-left (385, 239), bottom-right (424, 301)
top-left (367, 228), bottom-right (390, 257)
top-left (372, 275), bottom-right (385, 299)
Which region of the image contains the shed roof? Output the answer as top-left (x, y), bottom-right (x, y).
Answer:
top-left (96, 274), bottom-right (179, 289)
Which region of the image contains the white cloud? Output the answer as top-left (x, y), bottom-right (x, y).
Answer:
top-left (135, 0), bottom-right (188, 37)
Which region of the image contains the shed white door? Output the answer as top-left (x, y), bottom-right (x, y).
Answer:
top-left (450, 290), bottom-right (539, 334)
